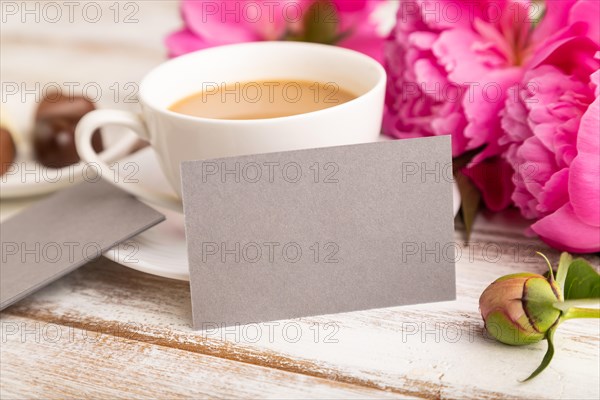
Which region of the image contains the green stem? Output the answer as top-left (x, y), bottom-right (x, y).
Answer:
top-left (562, 307), bottom-right (600, 320)
top-left (536, 252), bottom-right (554, 281)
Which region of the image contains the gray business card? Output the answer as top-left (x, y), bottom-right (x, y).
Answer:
top-left (181, 136), bottom-right (455, 328)
top-left (0, 180), bottom-right (165, 310)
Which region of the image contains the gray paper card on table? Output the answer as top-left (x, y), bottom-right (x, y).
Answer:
top-left (181, 136), bottom-right (456, 328)
top-left (0, 180), bottom-right (165, 310)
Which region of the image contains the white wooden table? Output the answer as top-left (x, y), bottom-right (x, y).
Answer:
top-left (1, 2), bottom-right (599, 398)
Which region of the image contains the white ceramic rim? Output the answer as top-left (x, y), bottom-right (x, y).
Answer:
top-left (138, 41), bottom-right (387, 125)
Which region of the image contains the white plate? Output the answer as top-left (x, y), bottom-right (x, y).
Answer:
top-left (0, 129), bottom-right (139, 199)
top-left (104, 142), bottom-right (462, 281)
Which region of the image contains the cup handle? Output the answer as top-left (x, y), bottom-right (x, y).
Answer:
top-left (75, 109), bottom-right (183, 212)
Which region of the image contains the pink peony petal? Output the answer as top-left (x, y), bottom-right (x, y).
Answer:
top-left (537, 168), bottom-right (570, 214)
top-left (339, 34), bottom-right (385, 63)
top-left (515, 137), bottom-right (557, 194)
top-left (408, 31), bottom-right (437, 51)
top-left (574, 97), bottom-right (600, 152)
top-left (463, 157), bottom-right (515, 212)
top-left (500, 87), bottom-right (532, 144)
top-left (569, 153), bottom-right (600, 227)
top-left (432, 112), bottom-right (469, 156)
top-left (165, 29), bottom-right (213, 58)
top-left (529, 22), bottom-right (584, 66)
top-left (474, 17), bottom-right (514, 66)
top-left (462, 68), bottom-right (523, 158)
top-left (383, 0), bottom-right (599, 239)
top-left (532, 0), bottom-right (577, 45)
top-left (418, 0), bottom-right (481, 30)
top-left (333, 0), bottom-right (383, 36)
top-left (531, 203), bottom-right (600, 253)
top-left (569, 96), bottom-right (600, 226)
top-left (332, 0), bottom-right (370, 13)
top-left (592, 52), bottom-right (600, 96)
top-left (569, 0), bottom-right (600, 46)
top-left (181, 0), bottom-right (270, 43)
top-left (433, 28), bottom-right (489, 83)
top-left (414, 58), bottom-right (448, 95)
top-left (528, 23), bottom-right (598, 80)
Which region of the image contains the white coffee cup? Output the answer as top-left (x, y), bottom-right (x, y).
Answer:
top-left (75, 42), bottom-right (386, 212)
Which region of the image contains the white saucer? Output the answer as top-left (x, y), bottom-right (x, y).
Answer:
top-left (104, 143), bottom-right (462, 282)
top-left (105, 205), bottom-right (189, 281)
top-left (104, 148), bottom-right (189, 280)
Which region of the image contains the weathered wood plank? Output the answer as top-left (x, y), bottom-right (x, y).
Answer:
top-left (2, 2), bottom-right (599, 399)
top-left (1, 315), bottom-right (404, 399)
top-left (3, 213), bottom-right (598, 400)
top-left (1, 1), bottom-right (178, 125)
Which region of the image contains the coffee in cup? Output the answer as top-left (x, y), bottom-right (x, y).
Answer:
top-left (169, 79), bottom-right (357, 120)
top-left (75, 42), bottom-right (386, 211)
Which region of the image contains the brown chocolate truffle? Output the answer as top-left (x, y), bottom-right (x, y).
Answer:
top-left (33, 93), bottom-right (103, 168)
top-left (0, 127), bottom-right (16, 176)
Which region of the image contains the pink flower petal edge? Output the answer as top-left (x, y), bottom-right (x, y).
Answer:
top-left (532, 204), bottom-right (600, 253)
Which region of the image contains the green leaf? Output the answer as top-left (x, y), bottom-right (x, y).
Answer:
top-left (563, 259), bottom-right (600, 300)
top-left (451, 145), bottom-right (485, 241)
top-left (302, 0), bottom-right (339, 45)
top-left (455, 170), bottom-right (481, 241)
top-left (522, 324), bottom-right (556, 382)
top-left (555, 252), bottom-right (573, 297)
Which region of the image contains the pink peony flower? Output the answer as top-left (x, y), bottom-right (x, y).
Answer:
top-left (166, 0), bottom-right (386, 62)
top-left (382, 0), bottom-right (587, 211)
top-left (501, 20), bottom-right (600, 253)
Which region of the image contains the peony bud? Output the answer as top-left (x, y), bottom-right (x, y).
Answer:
top-left (480, 252), bottom-right (599, 381)
top-left (479, 272), bottom-right (562, 345)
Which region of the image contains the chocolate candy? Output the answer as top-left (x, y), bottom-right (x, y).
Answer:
top-left (33, 93), bottom-right (103, 168)
top-left (0, 128), bottom-right (16, 176)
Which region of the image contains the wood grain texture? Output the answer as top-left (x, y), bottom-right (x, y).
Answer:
top-left (1, 1), bottom-right (599, 399)
top-left (2, 212), bottom-right (599, 399)
top-left (1, 315), bottom-right (403, 399)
